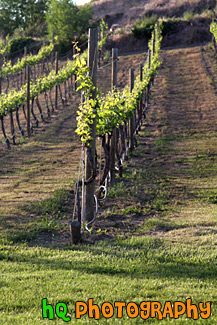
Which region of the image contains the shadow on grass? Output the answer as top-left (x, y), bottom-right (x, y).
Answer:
top-left (21, 187), bottom-right (74, 216)
top-left (0, 187), bottom-right (75, 245)
top-left (0, 236), bottom-right (216, 281)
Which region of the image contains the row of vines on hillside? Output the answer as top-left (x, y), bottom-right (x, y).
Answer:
top-left (76, 23), bottom-right (162, 145)
top-left (0, 56), bottom-right (88, 117)
top-left (210, 21), bottom-right (217, 52)
top-left (0, 32), bottom-right (108, 117)
top-left (0, 21), bottom-right (108, 149)
top-left (71, 23), bottom-right (163, 241)
top-left (210, 22), bottom-right (217, 42)
top-left (0, 43), bottom-right (54, 77)
top-left (0, 18), bottom-right (108, 80)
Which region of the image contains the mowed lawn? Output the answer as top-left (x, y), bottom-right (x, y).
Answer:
top-left (0, 234), bottom-right (216, 324)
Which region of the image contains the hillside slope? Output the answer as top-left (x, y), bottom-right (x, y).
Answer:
top-left (93, 0), bottom-right (216, 28)
top-left (92, 0), bottom-right (216, 51)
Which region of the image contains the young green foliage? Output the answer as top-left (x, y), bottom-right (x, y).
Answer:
top-left (0, 43), bottom-right (54, 77)
top-left (75, 23), bottom-right (162, 146)
top-left (210, 22), bottom-right (217, 43)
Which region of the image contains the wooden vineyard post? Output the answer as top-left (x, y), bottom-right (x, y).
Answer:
top-left (84, 28), bottom-right (98, 223)
top-left (148, 48), bottom-right (151, 69)
top-left (146, 49), bottom-right (151, 108)
top-left (0, 55), bottom-right (10, 148)
top-left (70, 220), bottom-right (81, 244)
top-left (55, 51), bottom-right (58, 110)
top-left (51, 32), bottom-right (55, 65)
top-left (24, 46), bottom-right (27, 83)
top-left (110, 48), bottom-right (118, 185)
top-left (152, 29), bottom-right (156, 57)
top-left (140, 63), bottom-right (143, 82)
top-left (73, 46), bottom-right (77, 91)
top-left (129, 69), bottom-right (134, 151)
top-left (151, 29), bottom-right (155, 88)
top-left (139, 63), bottom-right (143, 126)
top-left (98, 28), bottom-right (101, 67)
top-left (111, 48), bottom-right (118, 91)
top-left (26, 65), bottom-right (31, 137)
top-left (0, 54), bottom-right (2, 95)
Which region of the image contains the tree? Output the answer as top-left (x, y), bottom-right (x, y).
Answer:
top-left (0, 0), bottom-right (21, 36)
top-left (46, 0), bottom-right (92, 43)
top-left (20, 0), bottom-right (47, 31)
top-left (22, 0), bottom-right (48, 37)
top-left (0, 0), bottom-right (47, 37)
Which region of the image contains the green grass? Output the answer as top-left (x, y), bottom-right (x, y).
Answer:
top-left (154, 134), bottom-right (175, 154)
top-left (0, 235), bottom-right (216, 323)
top-left (5, 215), bottom-right (61, 244)
top-left (107, 181), bottom-right (127, 198)
top-left (120, 205), bottom-right (142, 215)
top-left (29, 188), bottom-right (73, 216)
top-left (0, 186), bottom-right (75, 245)
top-left (141, 217), bottom-right (188, 232)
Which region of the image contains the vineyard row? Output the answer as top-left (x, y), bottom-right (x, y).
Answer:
top-left (0, 21), bottom-right (108, 148)
top-left (70, 23), bottom-right (163, 243)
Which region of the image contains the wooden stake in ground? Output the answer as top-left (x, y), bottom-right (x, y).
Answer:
top-left (111, 48), bottom-right (118, 91)
top-left (129, 69), bottom-right (134, 151)
top-left (55, 51), bottom-right (58, 110)
top-left (0, 54), bottom-right (2, 95)
top-left (110, 48), bottom-right (118, 185)
top-left (26, 65), bottom-right (31, 137)
top-left (139, 63), bottom-right (143, 126)
top-left (24, 46), bottom-right (27, 82)
top-left (152, 29), bottom-right (156, 57)
top-left (148, 48), bottom-right (151, 68)
top-left (84, 28), bottom-right (98, 223)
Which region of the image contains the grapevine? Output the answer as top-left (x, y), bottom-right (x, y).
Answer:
top-left (0, 43), bottom-right (54, 77)
top-left (0, 20), bottom-right (108, 118)
top-left (210, 22), bottom-right (217, 43)
top-left (98, 19), bottom-right (108, 51)
top-left (76, 23), bottom-right (162, 146)
top-left (0, 36), bottom-right (11, 57)
top-left (0, 53), bottom-right (91, 116)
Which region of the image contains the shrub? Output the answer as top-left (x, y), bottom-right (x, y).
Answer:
top-left (132, 16), bottom-right (178, 39)
top-left (132, 14), bottom-right (158, 39)
top-left (9, 37), bottom-right (35, 53)
top-left (161, 19), bottom-right (178, 37)
top-left (183, 10), bottom-right (195, 21)
top-left (0, 36), bottom-right (36, 57)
